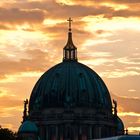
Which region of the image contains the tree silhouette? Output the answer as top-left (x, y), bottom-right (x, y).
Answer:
top-left (0, 126), bottom-right (16, 140)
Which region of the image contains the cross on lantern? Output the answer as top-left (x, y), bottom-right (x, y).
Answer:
top-left (67, 17), bottom-right (73, 31)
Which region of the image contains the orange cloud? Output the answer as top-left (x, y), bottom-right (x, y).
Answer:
top-left (112, 94), bottom-right (140, 114)
top-left (0, 49), bottom-right (50, 79)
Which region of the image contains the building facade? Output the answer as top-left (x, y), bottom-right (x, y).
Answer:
top-left (18, 18), bottom-right (124, 140)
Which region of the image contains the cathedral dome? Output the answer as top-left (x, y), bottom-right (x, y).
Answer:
top-left (29, 19), bottom-right (112, 113)
top-left (19, 18), bottom-right (125, 140)
top-left (29, 61), bottom-right (112, 112)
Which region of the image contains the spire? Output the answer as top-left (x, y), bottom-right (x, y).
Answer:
top-left (63, 18), bottom-right (77, 62)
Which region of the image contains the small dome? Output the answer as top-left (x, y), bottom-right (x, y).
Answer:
top-left (18, 121), bottom-right (38, 133)
top-left (29, 61), bottom-right (112, 112)
top-left (117, 117), bottom-right (124, 132)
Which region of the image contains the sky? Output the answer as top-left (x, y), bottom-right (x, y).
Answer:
top-left (0, 0), bottom-right (140, 134)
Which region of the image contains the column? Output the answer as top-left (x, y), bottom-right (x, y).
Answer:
top-left (46, 126), bottom-right (48, 140)
top-left (56, 125), bottom-right (58, 140)
top-left (74, 125), bottom-right (78, 140)
top-left (60, 124), bottom-right (64, 140)
top-left (40, 126), bottom-right (45, 140)
top-left (79, 125), bottom-right (82, 140)
top-left (88, 125), bottom-right (92, 140)
top-left (98, 126), bottom-right (102, 138)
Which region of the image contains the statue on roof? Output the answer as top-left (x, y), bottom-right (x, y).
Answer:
top-left (23, 99), bottom-right (28, 122)
top-left (113, 99), bottom-right (117, 116)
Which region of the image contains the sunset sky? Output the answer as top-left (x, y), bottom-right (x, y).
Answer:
top-left (0, 0), bottom-right (140, 134)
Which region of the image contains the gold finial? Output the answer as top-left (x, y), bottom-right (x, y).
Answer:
top-left (67, 17), bottom-right (73, 31)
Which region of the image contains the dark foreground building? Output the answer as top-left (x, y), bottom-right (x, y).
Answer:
top-left (18, 18), bottom-right (124, 140)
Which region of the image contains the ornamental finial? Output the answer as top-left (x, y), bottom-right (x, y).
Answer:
top-left (67, 17), bottom-right (73, 32)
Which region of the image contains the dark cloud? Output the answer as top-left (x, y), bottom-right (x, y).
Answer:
top-left (0, 1), bottom-right (114, 19)
top-left (0, 8), bottom-right (45, 24)
top-left (42, 25), bottom-right (93, 38)
top-left (41, 19), bottom-right (94, 47)
top-left (0, 0), bottom-right (140, 26)
top-left (0, 49), bottom-right (49, 79)
top-left (104, 9), bottom-right (140, 18)
top-left (96, 30), bottom-right (110, 34)
top-left (45, 4), bottom-right (114, 18)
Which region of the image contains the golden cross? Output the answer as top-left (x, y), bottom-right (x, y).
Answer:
top-left (67, 17), bottom-right (73, 31)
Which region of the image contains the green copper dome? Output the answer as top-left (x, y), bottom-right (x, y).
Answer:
top-left (29, 61), bottom-right (112, 112)
top-left (18, 121), bottom-right (38, 133)
top-left (29, 20), bottom-right (112, 113)
top-left (117, 116), bottom-right (124, 132)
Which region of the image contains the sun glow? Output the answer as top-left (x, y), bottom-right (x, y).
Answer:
top-left (118, 112), bottom-right (140, 117)
top-left (0, 29), bottom-right (50, 56)
top-left (43, 19), bottom-right (64, 26)
top-left (82, 38), bottom-right (122, 47)
top-left (0, 88), bottom-right (16, 97)
top-left (128, 127), bottom-right (140, 133)
top-left (1, 30), bottom-right (49, 41)
top-left (80, 58), bottom-right (113, 66)
top-left (1, 123), bottom-right (14, 130)
top-left (0, 72), bottom-right (43, 83)
top-left (82, 16), bottom-right (140, 31)
top-left (55, 0), bottom-right (75, 5)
